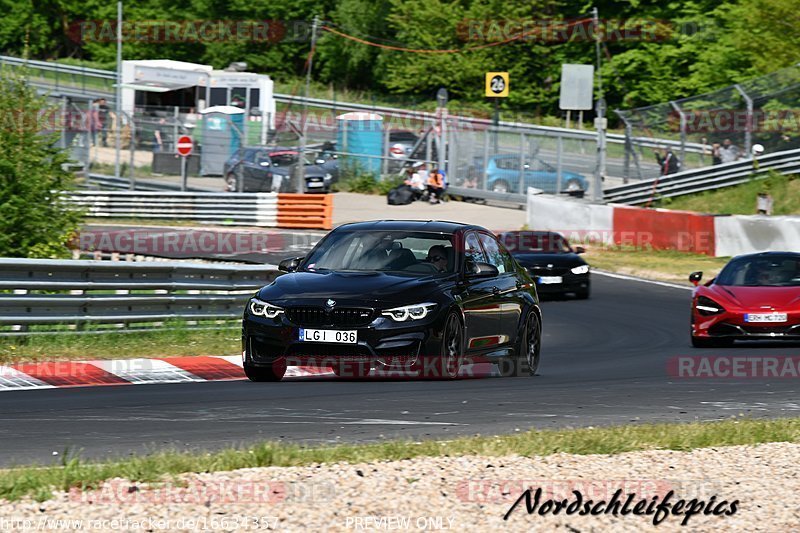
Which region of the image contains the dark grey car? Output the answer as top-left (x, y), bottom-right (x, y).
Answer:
top-left (224, 147), bottom-right (333, 193)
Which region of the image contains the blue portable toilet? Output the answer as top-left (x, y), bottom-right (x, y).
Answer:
top-left (199, 105), bottom-right (245, 176)
top-left (336, 112), bottom-right (383, 177)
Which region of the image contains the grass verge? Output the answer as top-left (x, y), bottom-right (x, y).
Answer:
top-left (584, 245), bottom-right (729, 285)
top-left (660, 171), bottom-right (800, 215)
top-left (2, 417), bottom-right (799, 502)
top-left (0, 324), bottom-right (240, 365)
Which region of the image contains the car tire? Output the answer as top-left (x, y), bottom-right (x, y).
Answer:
top-left (501, 311), bottom-right (541, 377)
top-left (225, 173), bottom-right (238, 192)
top-left (431, 312), bottom-right (463, 379)
top-left (491, 180), bottom-right (510, 194)
top-left (244, 359), bottom-right (286, 382)
top-left (564, 179), bottom-right (585, 198)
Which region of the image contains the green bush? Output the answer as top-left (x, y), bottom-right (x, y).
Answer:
top-left (0, 69), bottom-right (83, 258)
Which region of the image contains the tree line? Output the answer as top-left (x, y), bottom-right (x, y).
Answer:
top-left (1, 0), bottom-right (797, 115)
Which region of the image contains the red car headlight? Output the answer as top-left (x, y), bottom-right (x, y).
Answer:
top-left (696, 296), bottom-right (725, 316)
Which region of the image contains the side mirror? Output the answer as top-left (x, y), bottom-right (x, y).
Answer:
top-left (575, 246), bottom-right (585, 254)
top-left (689, 271), bottom-right (703, 286)
top-left (279, 257), bottom-right (304, 273)
top-left (466, 261), bottom-right (499, 279)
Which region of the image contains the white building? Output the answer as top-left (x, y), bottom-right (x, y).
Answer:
top-left (120, 59), bottom-right (276, 143)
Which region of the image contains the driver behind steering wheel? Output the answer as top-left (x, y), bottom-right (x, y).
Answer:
top-left (426, 245), bottom-right (448, 272)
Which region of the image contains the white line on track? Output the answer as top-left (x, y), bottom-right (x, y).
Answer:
top-left (592, 269), bottom-right (693, 291)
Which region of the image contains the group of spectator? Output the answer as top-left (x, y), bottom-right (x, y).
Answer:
top-left (655, 138), bottom-right (753, 176)
top-left (403, 162), bottom-right (447, 203)
top-left (709, 138), bottom-right (742, 165)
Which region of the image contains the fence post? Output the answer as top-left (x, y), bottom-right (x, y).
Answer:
top-left (129, 114), bottom-right (136, 190)
top-left (482, 129), bottom-right (490, 191)
top-left (517, 132), bottom-right (525, 194)
top-left (556, 134), bottom-right (563, 194)
top-left (734, 84), bottom-right (753, 157)
top-left (670, 101), bottom-right (687, 168)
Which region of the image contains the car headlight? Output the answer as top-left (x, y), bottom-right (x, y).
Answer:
top-left (249, 298), bottom-right (284, 319)
top-left (324, 173), bottom-right (332, 180)
top-left (696, 296), bottom-right (725, 316)
top-left (571, 265), bottom-right (590, 275)
top-left (381, 303), bottom-right (437, 322)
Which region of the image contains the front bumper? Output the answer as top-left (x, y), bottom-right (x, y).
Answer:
top-left (693, 311), bottom-right (800, 340)
top-left (532, 272), bottom-right (590, 295)
top-left (242, 311), bottom-right (447, 368)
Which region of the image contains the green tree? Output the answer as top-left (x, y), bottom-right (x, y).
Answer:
top-left (0, 69), bottom-right (82, 258)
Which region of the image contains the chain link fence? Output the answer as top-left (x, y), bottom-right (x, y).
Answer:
top-left (617, 64), bottom-right (800, 181)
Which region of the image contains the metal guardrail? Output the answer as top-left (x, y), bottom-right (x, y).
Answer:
top-left (83, 173), bottom-right (216, 192)
top-left (0, 258), bottom-right (279, 332)
top-left (603, 148), bottom-right (800, 205)
top-left (65, 190), bottom-right (279, 226)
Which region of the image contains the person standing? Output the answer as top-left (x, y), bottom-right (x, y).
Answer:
top-left (97, 98), bottom-right (110, 147)
top-left (153, 118), bottom-right (167, 153)
top-left (719, 139), bottom-right (740, 163)
top-left (655, 148), bottom-right (680, 175)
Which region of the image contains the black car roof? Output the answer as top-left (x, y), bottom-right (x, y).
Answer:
top-left (731, 251), bottom-right (800, 260)
top-left (336, 220), bottom-right (484, 234)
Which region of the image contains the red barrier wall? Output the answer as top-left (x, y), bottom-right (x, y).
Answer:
top-left (612, 205), bottom-right (716, 256)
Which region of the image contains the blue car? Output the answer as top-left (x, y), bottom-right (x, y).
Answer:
top-left (468, 155), bottom-right (588, 197)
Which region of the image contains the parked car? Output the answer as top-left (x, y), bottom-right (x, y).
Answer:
top-left (466, 155), bottom-right (588, 197)
top-left (223, 147), bottom-right (333, 193)
top-left (241, 220), bottom-right (542, 381)
top-left (312, 148), bottom-right (340, 182)
top-left (498, 231), bottom-right (590, 299)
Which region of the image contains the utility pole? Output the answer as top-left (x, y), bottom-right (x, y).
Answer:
top-left (592, 7), bottom-right (607, 203)
top-left (116, 1), bottom-right (123, 184)
top-left (297, 15), bottom-right (319, 193)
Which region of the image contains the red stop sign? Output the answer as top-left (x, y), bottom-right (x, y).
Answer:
top-left (176, 135), bottom-right (193, 156)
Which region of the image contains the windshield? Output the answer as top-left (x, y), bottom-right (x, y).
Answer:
top-left (716, 255), bottom-right (800, 287)
top-left (303, 230), bottom-right (456, 275)
top-left (500, 232), bottom-right (572, 254)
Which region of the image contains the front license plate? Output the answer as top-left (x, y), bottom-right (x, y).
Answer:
top-left (307, 181), bottom-right (324, 187)
top-left (745, 313), bottom-right (788, 323)
top-left (299, 328), bottom-right (357, 343)
top-left (537, 276), bottom-right (563, 285)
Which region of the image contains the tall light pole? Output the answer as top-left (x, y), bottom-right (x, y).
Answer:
top-left (116, 1), bottom-right (123, 184)
top-left (592, 7), bottom-right (607, 203)
top-left (297, 15), bottom-right (319, 192)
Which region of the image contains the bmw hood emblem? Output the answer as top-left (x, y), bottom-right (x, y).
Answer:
top-left (326, 299), bottom-right (336, 308)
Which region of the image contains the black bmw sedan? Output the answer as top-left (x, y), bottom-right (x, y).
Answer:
top-left (242, 220), bottom-right (542, 381)
top-left (498, 231), bottom-right (590, 299)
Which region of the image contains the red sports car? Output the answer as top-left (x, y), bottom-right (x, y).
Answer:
top-left (690, 252), bottom-right (800, 347)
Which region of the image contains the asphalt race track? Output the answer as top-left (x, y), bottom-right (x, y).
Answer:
top-left (1, 273), bottom-right (799, 466)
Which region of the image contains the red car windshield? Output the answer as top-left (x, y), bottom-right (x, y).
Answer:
top-left (501, 233), bottom-right (572, 254)
top-left (716, 255), bottom-right (800, 287)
